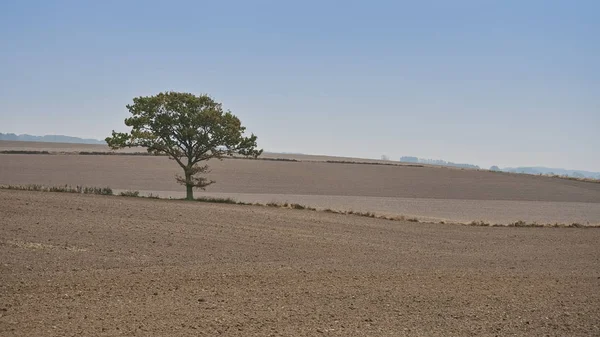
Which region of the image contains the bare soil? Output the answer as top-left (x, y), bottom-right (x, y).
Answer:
top-left (1, 190), bottom-right (600, 336)
top-left (2, 151), bottom-right (599, 203)
top-left (2, 151), bottom-right (600, 224)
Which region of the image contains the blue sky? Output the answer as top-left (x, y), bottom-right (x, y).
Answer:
top-left (1, 0), bottom-right (598, 170)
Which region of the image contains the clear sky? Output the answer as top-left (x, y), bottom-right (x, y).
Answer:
top-left (1, 0), bottom-right (598, 171)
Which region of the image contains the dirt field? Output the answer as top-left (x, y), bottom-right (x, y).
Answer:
top-left (1, 190), bottom-right (599, 336)
top-left (0, 140), bottom-right (398, 163)
top-left (2, 148), bottom-right (600, 224)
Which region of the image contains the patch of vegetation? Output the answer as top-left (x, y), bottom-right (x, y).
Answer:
top-left (227, 157), bottom-right (298, 162)
top-left (119, 190), bottom-right (140, 197)
top-left (193, 196), bottom-right (246, 204)
top-left (82, 186), bottom-right (113, 195)
top-left (290, 203), bottom-right (306, 210)
top-left (346, 210), bottom-right (376, 218)
top-left (0, 150), bottom-right (50, 154)
top-left (469, 220), bottom-right (491, 226)
top-left (325, 160), bottom-right (423, 168)
top-left (1, 184), bottom-right (113, 195)
top-left (264, 202), bottom-right (316, 211)
top-left (465, 220), bottom-right (591, 228)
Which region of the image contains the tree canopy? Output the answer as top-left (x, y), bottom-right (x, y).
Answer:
top-left (106, 92), bottom-right (262, 200)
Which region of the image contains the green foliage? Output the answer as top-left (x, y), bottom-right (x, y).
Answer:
top-left (105, 92), bottom-right (262, 200)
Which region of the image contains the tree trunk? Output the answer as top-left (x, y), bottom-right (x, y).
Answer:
top-left (185, 172), bottom-right (194, 200)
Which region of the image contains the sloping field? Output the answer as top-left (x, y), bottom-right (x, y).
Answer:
top-left (1, 190), bottom-right (599, 336)
top-left (0, 140), bottom-right (141, 154)
top-left (2, 153), bottom-right (600, 201)
top-left (2, 140), bottom-right (600, 224)
top-left (0, 140), bottom-right (391, 163)
top-left (2, 151), bottom-right (600, 224)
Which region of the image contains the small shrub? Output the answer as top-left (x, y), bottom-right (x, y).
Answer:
top-left (290, 203), bottom-right (306, 210)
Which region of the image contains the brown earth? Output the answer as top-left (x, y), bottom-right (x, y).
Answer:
top-left (1, 190), bottom-right (599, 336)
top-left (2, 151), bottom-right (600, 224)
top-left (2, 153), bottom-right (599, 202)
top-left (0, 140), bottom-right (399, 163)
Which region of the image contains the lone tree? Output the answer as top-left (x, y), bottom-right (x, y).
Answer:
top-left (106, 92), bottom-right (262, 200)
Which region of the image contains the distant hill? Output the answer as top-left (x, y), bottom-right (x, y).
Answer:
top-left (0, 133), bottom-right (105, 145)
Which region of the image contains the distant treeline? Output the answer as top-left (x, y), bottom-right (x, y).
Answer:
top-left (491, 166), bottom-right (600, 180)
top-left (400, 156), bottom-right (480, 169)
top-left (327, 160), bottom-right (423, 168)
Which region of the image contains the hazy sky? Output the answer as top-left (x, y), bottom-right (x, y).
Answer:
top-left (1, 1), bottom-right (598, 171)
